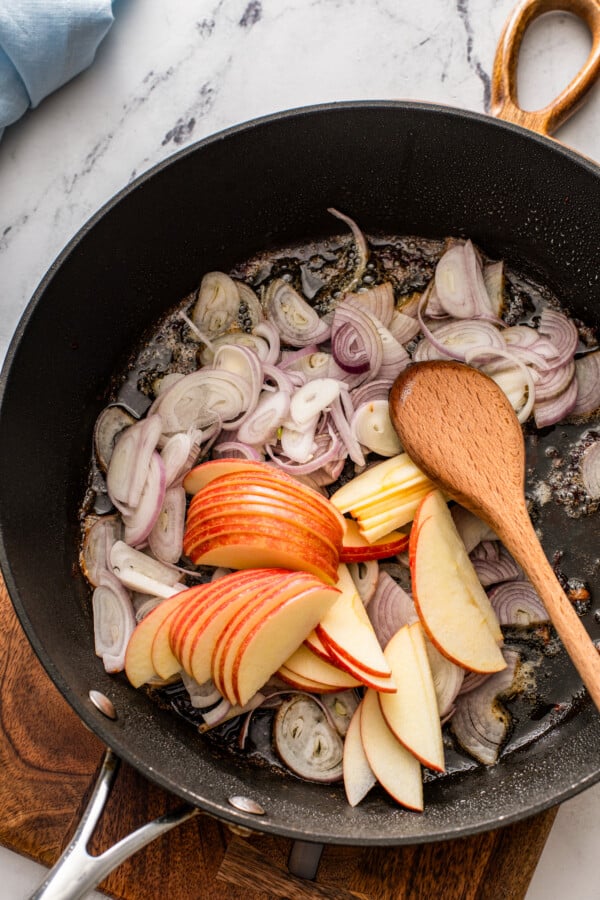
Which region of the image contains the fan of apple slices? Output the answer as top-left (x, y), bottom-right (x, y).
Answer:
top-left (116, 455), bottom-right (534, 813)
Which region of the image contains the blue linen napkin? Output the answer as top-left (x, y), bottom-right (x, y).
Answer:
top-left (0, 0), bottom-right (115, 141)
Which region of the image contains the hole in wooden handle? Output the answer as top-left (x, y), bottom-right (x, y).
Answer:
top-left (491, 0), bottom-right (600, 135)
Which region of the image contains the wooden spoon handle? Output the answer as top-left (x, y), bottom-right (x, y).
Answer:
top-left (496, 504), bottom-right (600, 711)
top-left (491, 0), bottom-right (600, 136)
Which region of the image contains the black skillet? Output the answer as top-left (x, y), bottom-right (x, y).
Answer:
top-left (1, 0), bottom-right (599, 895)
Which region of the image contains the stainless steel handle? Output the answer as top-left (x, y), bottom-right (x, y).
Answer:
top-left (30, 748), bottom-right (199, 900)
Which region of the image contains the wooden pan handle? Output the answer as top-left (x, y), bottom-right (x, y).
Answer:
top-left (491, 0), bottom-right (600, 135)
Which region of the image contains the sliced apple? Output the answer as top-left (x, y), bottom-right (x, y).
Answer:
top-left (186, 570), bottom-right (286, 684)
top-left (379, 623), bottom-right (445, 772)
top-left (356, 487), bottom-right (433, 542)
top-left (183, 458), bottom-right (287, 493)
top-left (343, 702), bottom-right (376, 807)
top-left (330, 453), bottom-right (432, 513)
top-left (187, 475), bottom-right (345, 537)
top-left (187, 492), bottom-right (343, 548)
top-left (304, 629), bottom-right (337, 663)
top-left (185, 531), bottom-right (339, 584)
top-left (177, 570), bottom-right (280, 678)
top-left (410, 490), bottom-right (505, 673)
top-left (185, 504), bottom-right (341, 559)
top-left (183, 459), bottom-right (346, 532)
top-left (231, 582), bottom-right (340, 706)
top-left (360, 687), bottom-right (423, 811)
top-left (277, 666), bottom-right (342, 693)
top-left (317, 636), bottom-right (397, 693)
top-left (124, 590), bottom-right (197, 688)
top-left (316, 564), bottom-right (394, 680)
top-left (149, 584), bottom-right (218, 680)
top-left (283, 643), bottom-right (361, 689)
top-left (339, 518), bottom-right (408, 562)
top-left (212, 571), bottom-right (327, 702)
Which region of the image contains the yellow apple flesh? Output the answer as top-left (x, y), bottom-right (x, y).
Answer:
top-left (316, 564), bottom-right (394, 680)
top-left (410, 490), bottom-right (506, 673)
top-left (342, 702), bottom-right (376, 808)
top-left (360, 687), bottom-right (423, 811)
top-left (379, 622), bottom-right (445, 772)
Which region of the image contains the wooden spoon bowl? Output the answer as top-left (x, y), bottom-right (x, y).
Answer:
top-left (389, 360), bottom-right (600, 713)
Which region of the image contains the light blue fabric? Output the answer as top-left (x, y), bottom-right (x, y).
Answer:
top-left (0, 1), bottom-right (115, 140)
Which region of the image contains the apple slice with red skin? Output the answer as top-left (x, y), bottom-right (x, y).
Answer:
top-left (230, 582), bottom-right (340, 706)
top-left (185, 501), bottom-right (342, 560)
top-left (184, 528), bottom-right (339, 583)
top-left (343, 702), bottom-right (376, 808)
top-left (183, 509), bottom-right (338, 558)
top-left (283, 643), bottom-right (361, 690)
top-left (212, 571), bottom-right (326, 701)
top-left (187, 474), bottom-right (345, 538)
top-left (317, 634), bottom-right (397, 693)
top-left (167, 568), bottom-right (286, 652)
top-left (304, 629), bottom-right (338, 664)
top-left (277, 666), bottom-right (342, 693)
top-left (183, 458), bottom-right (301, 493)
top-left (147, 584), bottom-right (214, 680)
top-left (186, 491), bottom-right (343, 551)
top-left (339, 518), bottom-right (408, 562)
top-left (124, 588), bottom-right (203, 688)
top-left (410, 489), bottom-right (506, 673)
top-left (175, 570), bottom-right (282, 677)
top-left (216, 574), bottom-right (326, 703)
top-left (316, 564), bottom-right (394, 680)
top-left (360, 687), bottom-right (423, 812)
top-left (183, 459), bottom-right (336, 512)
top-left (187, 491), bottom-right (343, 547)
top-left (185, 532), bottom-right (339, 584)
top-left (379, 622), bottom-right (445, 772)
top-left (185, 570), bottom-right (288, 684)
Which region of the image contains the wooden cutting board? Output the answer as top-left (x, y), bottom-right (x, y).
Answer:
top-left (0, 574), bottom-right (557, 900)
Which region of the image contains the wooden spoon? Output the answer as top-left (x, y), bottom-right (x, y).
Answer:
top-left (389, 360), bottom-right (600, 713)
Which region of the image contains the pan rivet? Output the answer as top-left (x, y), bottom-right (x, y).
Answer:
top-left (89, 690), bottom-right (117, 720)
top-left (227, 795), bottom-right (265, 815)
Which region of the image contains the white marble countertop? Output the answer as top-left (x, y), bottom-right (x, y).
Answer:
top-left (0, 1), bottom-right (599, 898)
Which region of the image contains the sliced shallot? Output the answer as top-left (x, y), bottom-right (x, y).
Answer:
top-left (451, 649), bottom-right (520, 765)
top-left (273, 694), bottom-right (344, 783)
top-left (110, 540), bottom-right (184, 597)
top-left (264, 279), bottom-right (331, 347)
top-left (331, 301), bottom-right (383, 377)
top-left (571, 350), bottom-right (600, 417)
top-left (450, 505), bottom-right (496, 554)
top-left (289, 378), bottom-right (341, 426)
top-left (488, 581), bottom-right (549, 626)
top-left (192, 271), bottom-right (240, 338)
top-left (92, 572), bottom-right (136, 673)
top-left (424, 638), bottom-right (465, 719)
top-left (94, 405), bottom-right (137, 472)
top-left (106, 413), bottom-right (163, 511)
top-left (351, 399), bottom-right (402, 457)
top-left (344, 283), bottom-right (394, 327)
top-left (123, 451), bottom-right (166, 547)
top-left (81, 514), bottom-right (123, 587)
top-left (434, 240), bottom-right (493, 319)
top-left (347, 559), bottom-right (379, 606)
top-left (367, 571), bottom-right (417, 648)
top-left (328, 207), bottom-right (369, 293)
top-left (237, 390), bottom-right (290, 446)
top-left (148, 485), bottom-right (186, 564)
top-left (581, 440), bottom-right (600, 499)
